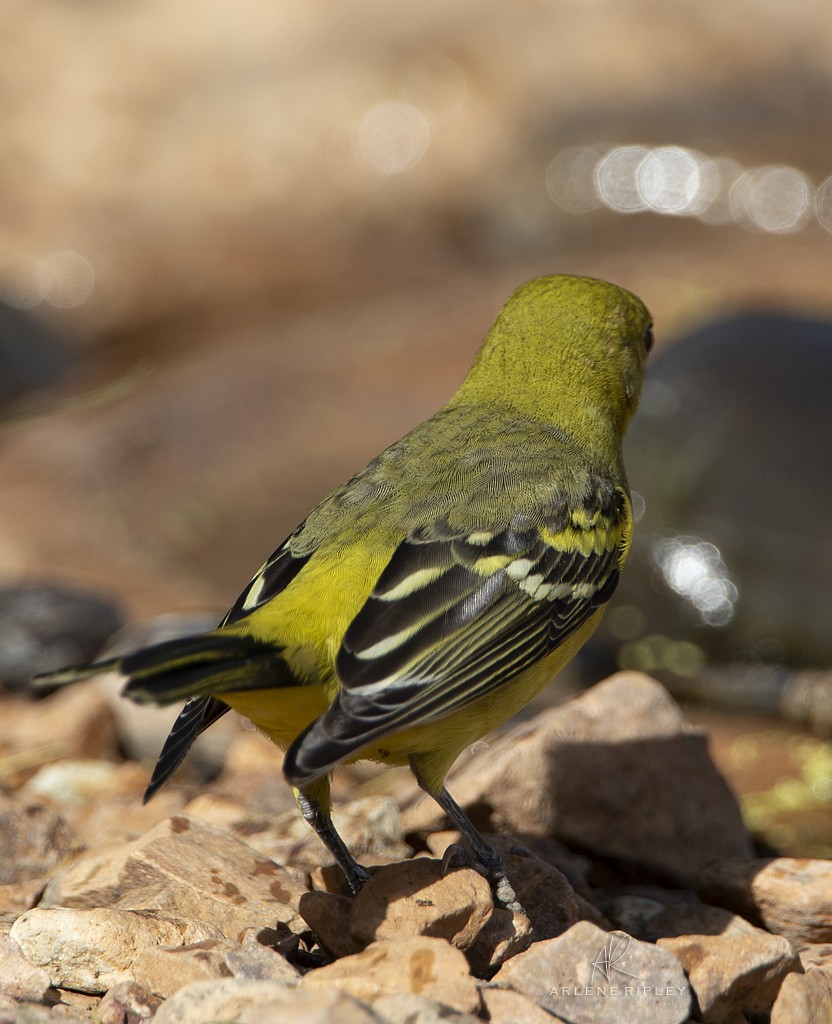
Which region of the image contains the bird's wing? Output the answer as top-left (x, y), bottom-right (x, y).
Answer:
top-left (221, 532), bottom-right (312, 624)
top-left (286, 484), bottom-right (631, 782)
top-left (143, 695), bottom-right (229, 802)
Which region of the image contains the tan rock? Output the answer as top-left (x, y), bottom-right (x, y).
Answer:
top-left (638, 901), bottom-right (759, 942)
top-left (131, 938), bottom-right (240, 998)
top-left (299, 891), bottom-right (363, 959)
top-left (494, 920), bottom-right (691, 1024)
top-left (224, 929), bottom-right (301, 984)
top-left (372, 992), bottom-right (482, 1022)
top-left (798, 943), bottom-right (832, 972)
top-left (300, 936), bottom-right (481, 1016)
top-left (0, 794), bottom-right (76, 885)
top-left (349, 860), bottom-right (493, 951)
top-left (152, 979), bottom-right (381, 1024)
top-left (659, 929), bottom-right (801, 1024)
top-left (41, 815), bottom-right (306, 939)
top-left (9, 907), bottom-right (223, 993)
top-left (0, 873), bottom-right (52, 925)
top-left (53, 988), bottom-right (103, 1020)
top-left (771, 967), bottom-right (832, 1024)
top-left (1, 682), bottom-right (120, 766)
top-left (237, 796), bottom-right (412, 873)
top-left (0, 934), bottom-right (52, 1002)
top-left (405, 673), bottom-right (752, 884)
top-left (696, 857), bottom-right (832, 945)
top-left (480, 986), bottom-right (562, 1024)
top-left (488, 839), bottom-right (580, 940)
top-left (98, 980), bottom-right (162, 1024)
top-left (465, 906), bottom-right (533, 976)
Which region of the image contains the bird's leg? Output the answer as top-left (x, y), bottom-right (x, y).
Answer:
top-left (409, 759), bottom-right (526, 915)
top-left (295, 787), bottom-right (370, 896)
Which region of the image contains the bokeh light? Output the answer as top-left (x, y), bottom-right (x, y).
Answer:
top-left (547, 143), bottom-right (832, 235)
top-left (652, 536), bottom-right (739, 627)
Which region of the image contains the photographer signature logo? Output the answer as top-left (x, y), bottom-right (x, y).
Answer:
top-left (591, 932), bottom-right (640, 983)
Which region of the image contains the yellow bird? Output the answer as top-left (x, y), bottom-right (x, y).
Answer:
top-left (37, 275), bottom-right (652, 912)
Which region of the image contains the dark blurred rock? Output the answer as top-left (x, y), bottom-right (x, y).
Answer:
top-left (0, 582), bottom-right (121, 689)
top-left (0, 301), bottom-right (73, 412)
top-left (590, 312), bottom-right (832, 695)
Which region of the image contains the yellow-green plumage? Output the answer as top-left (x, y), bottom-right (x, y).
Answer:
top-left (35, 274), bottom-right (652, 911)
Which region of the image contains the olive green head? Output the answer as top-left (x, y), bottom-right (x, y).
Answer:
top-left (451, 274), bottom-right (653, 442)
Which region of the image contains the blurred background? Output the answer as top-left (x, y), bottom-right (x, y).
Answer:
top-left (1, 0), bottom-right (831, 854)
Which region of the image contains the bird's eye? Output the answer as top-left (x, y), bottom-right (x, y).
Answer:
top-left (644, 325), bottom-right (654, 353)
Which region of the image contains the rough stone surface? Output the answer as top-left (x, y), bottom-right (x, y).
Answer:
top-left (130, 938), bottom-right (240, 998)
top-left (479, 986), bottom-right (562, 1024)
top-left (494, 920), bottom-right (691, 1024)
top-left (405, 674), bottom-right (752, 883)
top-left (1, 683), bottom-right (119, 774)
top-left (696, 857), bottom-right (832, 945)
top-left (659, 929), bottom-right (801, 1023)
top-left (300, 937), bottom-right (481, 1016)
top-left (224, 929), bottom-right (301, 984)
top-left (0, 796), bottom-right (76, 885)
top-left (300, 857), bottom-right (528, 974)
top-left (299, 890), bottom-right (362, 959)
top-left (153, 979), bottom-right (381, 1024)
top-left (233, 795), bottom-right (412, 874)
top-left (0, 934), bottom-right (52, 1002)
top-left (41, 814), bottom-right (306, 939)
top-left (348, 860), bottom-right (494, 950)
top-left (771, 967), bottom-right (832, 1024)
top-left (98, 980), bottom-right (163, 1024)
top-left (9, 906), bottom-right (223, 993)
top-left (372, 992), bottom-right (482, 1022)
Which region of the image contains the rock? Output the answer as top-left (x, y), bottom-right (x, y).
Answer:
top-left (601, 311), bottom-right (832, 675)
top-left (129, 932), bottom-right (300, 998)
top-left (224, 929), bottom-right (301, 984)
top-left (658, 929), bottom-right (801, 1024)
top-left (465, 906), bottom-right (533, 977)
top-left (594, 888), bottom-right (757, 943)
top-left (241, 796), bottom-right (412, 875)
top-left (130, 938), bottom-right (240, 998)
top-left (299, 891), bottom-right (361, 959)
top-left (798, 943), bottom-right (832, 972)
top-left (53, 762), bottom-right (189, 852)
top-left (486, 838), bottom-right (581, 940)
top-left (10, 907), bottom-right (223, 993)
top-left (405, 673), bottom-right (752, 884)
top-left (0, 874), bottom-right (52, 926)
top-left (300, 936), bottom-right (481, 1016)
top-left (0, 934), bottom-right (52, 1002)
top-left (41, 815), bottom-right (306, 939)
top-left (696, 857), bottom-right (832, 944)
top-left (0, 795), bottom-right (76, 884)
top-left (494, 920), bottom-right (691, 1024)
top-left (771, 967), bottom-right (832, 1024)
top-left (152, 979), bottom-right (381, 1024)
top-left (479, 986), bottom-right (562, 1024)
top-left (0, 582), bottom-right (121, 688)
top-left (0, 681), bottom-right (120, 765)
top-left (98, 980), bottom-right (163, 1024)
top-left (24, 759), bottom-right (125, 805)
top-left (348, 860), bottom-right (494, 950)
top-left (0, 301), bottom-right (73, 412)
top-left (372, 992), bottom-right (482, 1022)
top-left (299, 858), bottom-right (529, 974)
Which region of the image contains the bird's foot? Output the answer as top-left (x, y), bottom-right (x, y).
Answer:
top-left (440, 841), bottom-right (526, 916)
